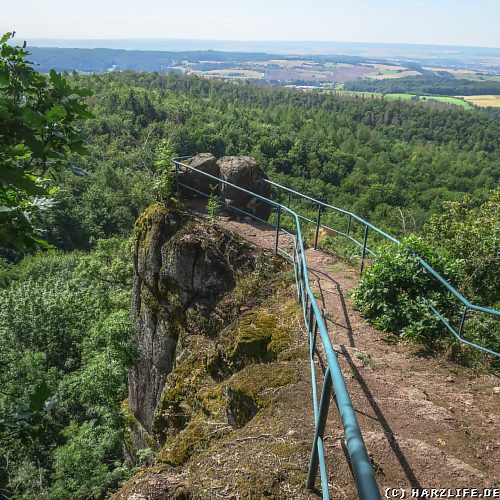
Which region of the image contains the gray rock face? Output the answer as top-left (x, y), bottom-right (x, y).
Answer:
top-left (218, 156), bottom-right (272, 220)
top-left (177, 153), bottom-right (219, 197)
top-left (129, 203), bottom-right (257, 433)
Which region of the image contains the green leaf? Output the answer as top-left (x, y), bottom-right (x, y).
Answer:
top-left (0, 168), bottom-right (50, 196)
top-left (29, 381), bottom-right (51, 412)
top-left (0, 32), bottom-right (13, 44)
top-left (45, 104), bottom-right (67, 124)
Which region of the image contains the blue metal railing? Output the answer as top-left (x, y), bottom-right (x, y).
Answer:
top-left (262, 178), bottom-right (500, 358)
top-left (172, 157), bottom-right (381, 500)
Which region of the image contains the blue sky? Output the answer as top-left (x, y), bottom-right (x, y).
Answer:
top-left (1, 0), bottom-right (499, 47)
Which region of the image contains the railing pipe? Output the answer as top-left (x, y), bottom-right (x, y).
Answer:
top-left (360, 225), bottom-right (369, 275)
top-left (306, 365), bottom-right (333, 496)
top-left (275, 205), bottom-right (281, 255)
top-left (314, 204), bottom-right (322, 250)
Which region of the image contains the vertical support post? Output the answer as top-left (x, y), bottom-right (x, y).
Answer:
top-left (308, 302), bottom-right (314, 334)
top-left (312, 320), bottom-right (318, 353)
top-left (458, 306), bottom-right (468, 337)
top-left (347, 214), bottom-right (352, 236)
top-left (174, 161), bottom-right (180, 196)
top-left (314, 204), bottom-right (322, 250)
top-left (288, 191), bottom-right (291, 207)
top-left (359, 225), bottom-right (369, 275)
top-left (306, 366), bottom-right (333, 490)
top-left (275, 205), bottom-right (281, 255)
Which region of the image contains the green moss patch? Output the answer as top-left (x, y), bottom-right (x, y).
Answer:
top-left (226, 362), bottom-right (299, 427)
top-left (223, 299), bottom-right (300, 369)
top-left (152, 335), bottom-right (215, 442)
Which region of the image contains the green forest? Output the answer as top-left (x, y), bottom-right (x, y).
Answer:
top-left (1, 35), bottom-right (499, 498)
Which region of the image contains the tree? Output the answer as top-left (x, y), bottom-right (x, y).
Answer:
top-left (0, 32), bottom-right (92, 252)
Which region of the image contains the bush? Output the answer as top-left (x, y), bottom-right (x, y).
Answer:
top-left (352, 235), bottom-right (463, 347)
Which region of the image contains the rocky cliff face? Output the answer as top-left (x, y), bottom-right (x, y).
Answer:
top-left (129, 201), bottom-right (262, 434)
top-left (116, 200), bottom-right (310, 499)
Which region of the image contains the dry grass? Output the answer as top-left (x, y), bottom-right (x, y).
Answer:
top-left (459, 95), bottom-right (500, 107)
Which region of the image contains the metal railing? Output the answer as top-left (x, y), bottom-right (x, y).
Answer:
top-left (262, 178), bottom-right (500, 358)
top-left (172, 156), bottom-right (381, 500)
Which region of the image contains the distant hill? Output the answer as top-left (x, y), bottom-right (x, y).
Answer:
top-left (27, 47), bottom-right (287, 73)
top-left (26, 46), bottom-right (368, 74)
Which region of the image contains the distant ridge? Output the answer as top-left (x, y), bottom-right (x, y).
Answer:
top-left (14, 37), bottom-right (500, 61)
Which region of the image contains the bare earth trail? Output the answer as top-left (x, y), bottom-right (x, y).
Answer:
top-left (186, 204), bottom-right (500, 498)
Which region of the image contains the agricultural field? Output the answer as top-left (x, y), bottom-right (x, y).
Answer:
top-left (424, 67), bottom-right (500, 81)
top-left (204, 69), bottom-right (265, 79)
top-left (419, 95), bottom-right (472, 108)
top-left (459, 94), bottom-right (500, 107)
top-left (335, 90), bottom-right (473, 109)
top-left (360, 63), bottom-right (422, 80)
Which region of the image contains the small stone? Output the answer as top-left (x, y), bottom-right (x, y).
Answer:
top-left (446, 376), bottom-right (455, 383)
top-left (493, 387), bottom-right (500, 395)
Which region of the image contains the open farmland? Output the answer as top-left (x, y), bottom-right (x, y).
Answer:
top-left (361, 63), bottom-right (422, 80)
top-left (204, 69), bottom-right (265, 78)
top-left (460, 94), bottom-right (500, 107)
top-left (267, 65), bottom-right (372, 82)
top-left (335, 90), bottom-right (473, 108)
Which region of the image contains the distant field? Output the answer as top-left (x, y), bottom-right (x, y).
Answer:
top-left (459, 95), bottom-right (500, 107)
top-left (335, 90), bottom-right (473, 108)
top-left (367, 70), bottom-right (421, 80)
top-left (204, 69), bottom-right (264, 78)
top-left (267, 66), bottom-right (371, 83)
top-left (384, 93), bottom-right (415, 100)
top-left (423, 67), bottom-right (500, 82)
top-left (420, 96), bottom-right (472, 108)
top-left (360, 63), bottom-right (422, 80)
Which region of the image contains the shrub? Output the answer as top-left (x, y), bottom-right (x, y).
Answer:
top-left (352, 235), bottom-right (463, 347)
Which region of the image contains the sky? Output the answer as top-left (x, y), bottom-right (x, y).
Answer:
top-left (1, 0), bottom-right (500, 48)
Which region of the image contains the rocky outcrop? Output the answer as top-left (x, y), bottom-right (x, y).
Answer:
top-left (177, 153), bottom-right (219, 197)
top-left (218, 156), bottom-right (272, 221)
top-left (118, 201), bottom-right (308, 499)
top-left (178, 153), bottom-right (272, 220)
top-left (129, 201), bottom-right (258, 435)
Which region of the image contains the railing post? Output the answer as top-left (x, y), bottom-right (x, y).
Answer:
top-left (458, 306), bottom-right (468, 337)
top-left (359, 225), bottom-right (369, 275)
top-left (275, 205), bottom-right (281, 255)
top-left (308, 302), bottom-right (314, 333)
top-left (174, 161), bottom-right (180, 196)
top-left (306, 366), bottom-right (333, 491)
top-left (314, 204), bottom-right (322, 250)
top-left (347, 214), bottom-right (352, 236)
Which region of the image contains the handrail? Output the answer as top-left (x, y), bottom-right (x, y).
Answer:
top-left (172, 156), bottom-right (381, 500)
top-left (261, 178), bottom-right (500, 358)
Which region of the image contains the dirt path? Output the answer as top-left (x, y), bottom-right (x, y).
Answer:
top-left (185, 203), bottom-right (500, 498)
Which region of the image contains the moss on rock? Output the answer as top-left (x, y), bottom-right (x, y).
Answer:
top-left (226, 362), bottom-right (299, 427)
top-left (222, 299), bottom-right (300, 369)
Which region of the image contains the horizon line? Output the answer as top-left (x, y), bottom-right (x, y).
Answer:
top-left (11, 36), bottom-right (500, 51)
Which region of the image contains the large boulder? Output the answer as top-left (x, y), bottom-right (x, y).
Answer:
top-left (177, 153), bottom-right (220, 198)
top-left (217, 156), bottom-right (272, 221)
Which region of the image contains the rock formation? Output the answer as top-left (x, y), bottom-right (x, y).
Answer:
top-left (129, 201), bottom-right (260, 434)
top-left (116, 201), bottom-right (306, 498)
top-left (218, 156), bottom-right (272, 220)
top-left (177, 153), bottom-right (272, 220)
top-left (177, 153), bottom-right (219, 197)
